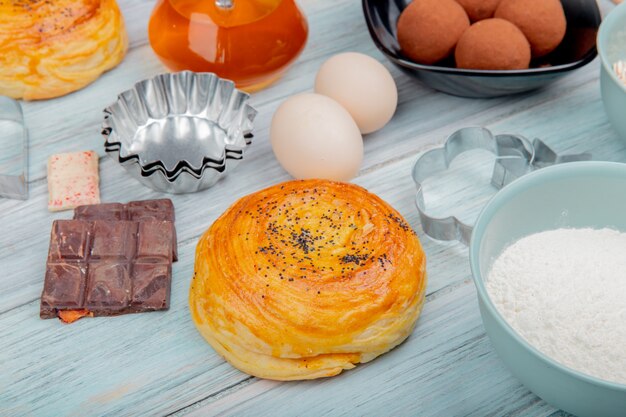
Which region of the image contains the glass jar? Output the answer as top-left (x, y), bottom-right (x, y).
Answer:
top-left (148, 0), bottom-right (308, 92)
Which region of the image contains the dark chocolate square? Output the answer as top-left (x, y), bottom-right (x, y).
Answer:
top-left (127, 199), bottom-right (174, 222)
top-left (136, 221), bottom-right (173, 262)
top-left (85, 263), bottom-right (131, 310)
top-left (74, 203), bottom-right (126, 221)
top-left (131, 263), bottom-right (171, 310)
top-left (90, 221), bottom-right (136, 260)
top-left (48, 220), bottom-right (89, 262)
top-left (41, 264), bottom-right (87, 309)
top-left (76, 199), bottom-right (178, 262)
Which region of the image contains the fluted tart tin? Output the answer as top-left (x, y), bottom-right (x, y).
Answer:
top-left (102, 71), bottom-right (257, 193)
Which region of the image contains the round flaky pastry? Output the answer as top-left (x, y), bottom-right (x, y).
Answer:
top-left (190, 180), bottom-right (427, 380)
top-left (0, 0), bottom-right (128, 100)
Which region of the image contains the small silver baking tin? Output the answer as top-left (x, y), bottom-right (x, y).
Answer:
top-left (102, 71), bottom-right (256, 193)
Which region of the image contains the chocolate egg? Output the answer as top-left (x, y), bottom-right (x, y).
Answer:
top-left (397, 0), bottom-right (470, 65)
top-left (455, 18), bottom-right (531, 70)
top-left (495, 0), bottom-right (566, 58)
top-left (455, 0), bottom-right (503, 22)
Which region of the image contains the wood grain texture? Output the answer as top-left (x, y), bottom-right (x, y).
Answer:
top-left (0, 0), bottom-right (622, 416)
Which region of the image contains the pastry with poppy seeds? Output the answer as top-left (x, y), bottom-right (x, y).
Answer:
top-left (0, 0), bottom-right (128, 100)
top-left (190, 179), bottom-right (427, 380)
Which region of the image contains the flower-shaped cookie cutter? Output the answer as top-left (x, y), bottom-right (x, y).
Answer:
top-left (411, 127), bottom-right (591, 245)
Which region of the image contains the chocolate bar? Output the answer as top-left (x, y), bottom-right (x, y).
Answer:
top-left (41, 218), bottom-right (173, 321)
top-left (74, 199), bottom-right (178, 261)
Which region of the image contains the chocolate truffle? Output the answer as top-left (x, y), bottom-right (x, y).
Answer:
top-left (455, 0), bottom-right (503, 22)
top-left (397, 0), bottom-right (470, 65)
top-left (455, 18), bottom-right (531, 70)
top-left (495, 0), bottom-right (566, 58)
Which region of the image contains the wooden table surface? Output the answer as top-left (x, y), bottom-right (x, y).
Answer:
top-left (1, 1), bottom-right (624, 416)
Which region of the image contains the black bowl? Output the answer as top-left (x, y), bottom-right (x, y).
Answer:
top-left (362, 0), bottom-right (601, 98)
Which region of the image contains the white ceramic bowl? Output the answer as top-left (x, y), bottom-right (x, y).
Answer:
top-left (598, 3), bottom-right (626, 141)
top-left (470, 162), bottom-right (626, 417)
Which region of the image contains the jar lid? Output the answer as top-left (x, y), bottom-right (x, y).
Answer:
top-left (169, 0), bottom-right (283, 28)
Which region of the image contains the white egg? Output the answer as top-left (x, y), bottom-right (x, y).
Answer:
top-left (314, 52), bottom-right (398, 134)
top-left (270, 93), bottom-right (363, 181)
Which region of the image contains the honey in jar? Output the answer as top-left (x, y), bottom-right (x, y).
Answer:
top-left (148, 0), bottom-right (308, 92)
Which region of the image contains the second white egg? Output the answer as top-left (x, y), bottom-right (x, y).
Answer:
top-left (270, 93), bottom-right (363, 181)
top-left (315, 52), bottom-right (398, 134)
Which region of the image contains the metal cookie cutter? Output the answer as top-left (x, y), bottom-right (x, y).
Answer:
top-left (411, 127), bottom-right (591, 245)
top-left (0, 97), bottom-right (28, 200)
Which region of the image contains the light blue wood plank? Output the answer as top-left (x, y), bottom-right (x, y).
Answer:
top-left (0, 148), bottom-right (485, 417)
top-left (184, 283), bottom-right (559, 417)
top-left (3, 140), bottom-right (622, 416)
top-left (0, 240), bottom-right (246, 417)
top-left (0, 0), bottom-right (622, 416)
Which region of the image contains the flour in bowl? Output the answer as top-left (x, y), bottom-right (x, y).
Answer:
top-left (486, 228), bottom-right (626, 385)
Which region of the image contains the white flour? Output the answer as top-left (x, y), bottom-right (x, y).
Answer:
top-left (486, 228), bottom-right (626, 385)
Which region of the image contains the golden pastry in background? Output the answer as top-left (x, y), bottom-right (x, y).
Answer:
top-left (190, 180), bottom-right (427, 380)
top-left (0, 0), bottom-right (128, 100)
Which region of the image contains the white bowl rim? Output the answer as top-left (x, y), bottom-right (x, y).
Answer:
top-left (598, 2), bottom-right (626, 94)
top-left (469, 161), bottom-right (626, 392)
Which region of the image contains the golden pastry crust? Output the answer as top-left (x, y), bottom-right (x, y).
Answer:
top-left (0, 0), bottom-right (128, 100)
top-left (190, 180), bottom-right (427, 380)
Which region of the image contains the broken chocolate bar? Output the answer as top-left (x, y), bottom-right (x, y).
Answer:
top-left (41, 218), bottom-right (174, 320)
